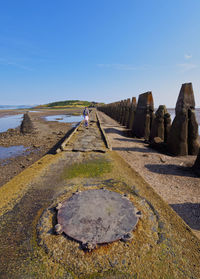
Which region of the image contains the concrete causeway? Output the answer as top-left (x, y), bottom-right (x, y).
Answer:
top-left (0, 109), bottom-right (199, 278)
top-left (60, 110), bottom-right (108, 152)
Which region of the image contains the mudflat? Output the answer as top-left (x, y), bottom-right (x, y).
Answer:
top-left (0, 108), bottom-right (83, 186)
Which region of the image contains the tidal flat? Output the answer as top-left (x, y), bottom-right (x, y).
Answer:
top-left (0, 108), bottom-right (83, 186)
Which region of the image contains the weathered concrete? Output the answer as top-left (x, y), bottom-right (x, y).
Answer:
top-left (123, 98), bottom-right (131, 127)
top-left (132, 91), bottom-right (154, 140)
top-left (61, 110), bottom-right (107, 152)
top-left (164, 111), bottom-right (171, 143)
top-left (150, 105), bottom-right (171, 143)
top-left (20, 112), bottom-right (34, 134)
top-left (120, 100), bottom-right (126, 125)
top-left (117, 101), bottom-right (123, 123)
top-left (167, 83), bottom-right (199, 156)
top-left (128, 97), bottom-right (136, 130)
top-left (193, 147), bottom-right (200, 176)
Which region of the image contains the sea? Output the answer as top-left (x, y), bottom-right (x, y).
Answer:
top-left (0, 105), bottom-right (34, 110)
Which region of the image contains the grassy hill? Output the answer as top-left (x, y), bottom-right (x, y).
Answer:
top-left (34, 100), bottom-right (103, 109)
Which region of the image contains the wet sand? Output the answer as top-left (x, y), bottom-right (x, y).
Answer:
top-left (0, 108), bottom-right (83, 187)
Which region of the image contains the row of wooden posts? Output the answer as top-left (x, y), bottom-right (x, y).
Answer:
top-left (98, 83), bottom-right (200, 175)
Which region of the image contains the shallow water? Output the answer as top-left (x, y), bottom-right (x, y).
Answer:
top-left (44, 114), bottom-right (83, 123)
top-left (0, 114), bottom-right (23, 132)
top-left (0, 145), bottom-right (28, 160)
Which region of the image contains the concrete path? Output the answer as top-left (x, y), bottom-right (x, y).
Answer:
top-left (61, 110), bottom-right (107, 152)
top-left (0, 109), bottom-right (199, 279)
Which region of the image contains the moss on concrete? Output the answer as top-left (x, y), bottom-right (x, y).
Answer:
top-left (0, 153), bottom-right (65, 216)
top-left (36, 151), bottom-right (200, 278)
top-left (61, 157), bottom-right (112, 179)
top-left (0, 144), bottom-right (200, 277)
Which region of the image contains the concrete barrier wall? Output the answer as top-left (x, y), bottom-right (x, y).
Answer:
top-left (98, 82), bottom-right (199, 159)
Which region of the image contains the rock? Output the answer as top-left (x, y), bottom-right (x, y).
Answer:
top-left (159, 156), bottom-right (166, 163)
top-left (20, 113), bottom-right (34, 134)
top-left (149, 137), bottom-right (167, 153)
top-left (58, 131), bottom-right (64, 135)
top-left (56, 148), bottom-right (61, 154)
top-left (153, 137), bottom-right (163, 144)
top-left (167, 83), bottom-right (199, 156)
top-left (55, 224), bottom-right (63, 235)
top-left (33, 144), bottom-right (40, 148)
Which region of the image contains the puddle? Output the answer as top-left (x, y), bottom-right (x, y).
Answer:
top-left (44, 114), bottom-right (83, 123)
top-left (0, 114), bottom-right (23, 132)
top-left (0, 145), bottom-right (28, 160)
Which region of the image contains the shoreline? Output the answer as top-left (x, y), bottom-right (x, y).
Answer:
top-left (0, 108), bottom-right (83, 187)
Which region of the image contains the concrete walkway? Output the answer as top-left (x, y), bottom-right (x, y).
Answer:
top-left (61, 110), bottom-right (107, 152)
top-left (0, 109), bottom-right (199, 279)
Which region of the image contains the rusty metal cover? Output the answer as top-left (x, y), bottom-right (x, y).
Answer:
top-left (57, 189), bottom-right (139, 245)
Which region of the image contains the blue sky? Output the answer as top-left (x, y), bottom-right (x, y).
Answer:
top-left (0, 0), bottom-right (200, 107)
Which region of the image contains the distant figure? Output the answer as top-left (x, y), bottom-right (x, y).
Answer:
top-left (83, 107), bottom-right (89, 127)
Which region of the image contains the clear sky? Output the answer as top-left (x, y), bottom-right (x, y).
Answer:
top-left (0, 0), bottom-right (200, 107)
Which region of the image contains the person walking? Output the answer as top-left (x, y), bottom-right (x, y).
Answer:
top-left (83, 107), bottom-right (89, 127)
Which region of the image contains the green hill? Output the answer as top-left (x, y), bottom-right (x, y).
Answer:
top-left (34, 100), bottom-right (103, 109)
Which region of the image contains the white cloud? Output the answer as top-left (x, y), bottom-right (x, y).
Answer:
top-left (177, 63), bottom-right (198, 72)
top-left (184, 54), bottom-right (192, 60)
top-left (0, 58), bottom-right (33, 71)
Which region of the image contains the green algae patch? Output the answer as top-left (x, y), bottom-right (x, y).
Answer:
top-left (0, 152), bottom-right (65, 216)
top-left (61, 158), bottom-right (112, 179)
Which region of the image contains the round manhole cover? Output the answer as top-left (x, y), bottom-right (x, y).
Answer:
top-left (56, 189), bottom-right (139, 247)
